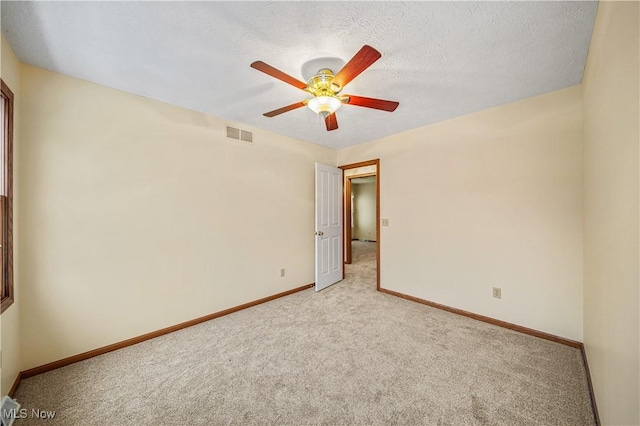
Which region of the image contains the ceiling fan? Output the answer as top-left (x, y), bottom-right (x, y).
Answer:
top-left (250, 45), bottom-right (399, 131)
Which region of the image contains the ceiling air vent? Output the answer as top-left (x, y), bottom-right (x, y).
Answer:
top-left (226, 125), bottom-right (253, 144)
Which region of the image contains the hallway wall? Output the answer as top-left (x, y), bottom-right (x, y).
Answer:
top-left (352, 182), bottom-right (377, 241)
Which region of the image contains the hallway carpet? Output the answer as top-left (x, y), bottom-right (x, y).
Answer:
top-left (14, 241), bottom-right (594, 425)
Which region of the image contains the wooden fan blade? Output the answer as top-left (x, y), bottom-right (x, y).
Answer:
top-left (263, 101), bottom-right (306, 117)
top-left (251, 61), bottom-right (308, 90)
top-left (332, 45), bottom-right (382, 90)
top-left (344, 95), bottom-right (399, 112)
top-left (325, 113), bottom-right (338, 131)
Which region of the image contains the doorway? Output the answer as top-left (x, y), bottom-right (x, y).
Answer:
top-left (339, 159), bottom-right (380, 290)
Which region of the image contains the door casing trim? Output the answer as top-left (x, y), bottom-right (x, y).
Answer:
top-left (339, 159), bottom-right (380, 290)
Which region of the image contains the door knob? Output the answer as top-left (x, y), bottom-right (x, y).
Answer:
top-left (315, 231), bottom-right (324, 236)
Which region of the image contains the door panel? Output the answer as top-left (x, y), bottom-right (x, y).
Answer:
top-left (315, 163), bottom-right (343, 291)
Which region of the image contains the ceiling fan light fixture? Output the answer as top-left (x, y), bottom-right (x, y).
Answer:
top-left (308, 96), bottom-right (342, 117)
top-left (252, 45), bottom-right (397, 131)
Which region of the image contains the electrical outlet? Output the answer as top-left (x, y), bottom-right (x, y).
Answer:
top-left (381, 218), bottom-right (389, 227)
top-left (280, 268), bottom-right (285, 277)
top-left (492, 287), bottom-right (502, 299)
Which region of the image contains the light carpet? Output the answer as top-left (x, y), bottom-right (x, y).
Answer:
top-left (13, 241), bottom-right (594, 425)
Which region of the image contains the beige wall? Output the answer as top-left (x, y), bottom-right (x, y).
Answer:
top-left (339, 86), bottom-right (584, 341)
top-left (352, 182), bottom-right (377, 241)
top-left (18, 64), bottom-right (335, 369)
top-left (0, 35), bottom-right (22, 395)
top-left (582, 1), bottom-right (640, 424)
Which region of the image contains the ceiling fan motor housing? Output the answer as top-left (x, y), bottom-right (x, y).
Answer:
top-left (307, 68), bottom-right (342, 97)
top-left (306, 68), bottom-right (344, 118)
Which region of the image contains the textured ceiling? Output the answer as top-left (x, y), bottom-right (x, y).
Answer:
top-left (1, 1), bottom-right (597, 149)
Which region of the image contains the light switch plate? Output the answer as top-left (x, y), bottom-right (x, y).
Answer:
top-left (381, 218), bottom-right (389, 227)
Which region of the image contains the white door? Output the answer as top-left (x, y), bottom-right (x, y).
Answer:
top-left (315, 163), bottom-right (343, 291)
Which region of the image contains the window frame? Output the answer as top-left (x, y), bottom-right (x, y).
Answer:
top-left (1, 79), bottom-right (14, 314)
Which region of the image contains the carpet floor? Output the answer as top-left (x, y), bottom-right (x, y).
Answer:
top-left (13, 241), bottom-right (595, 425)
